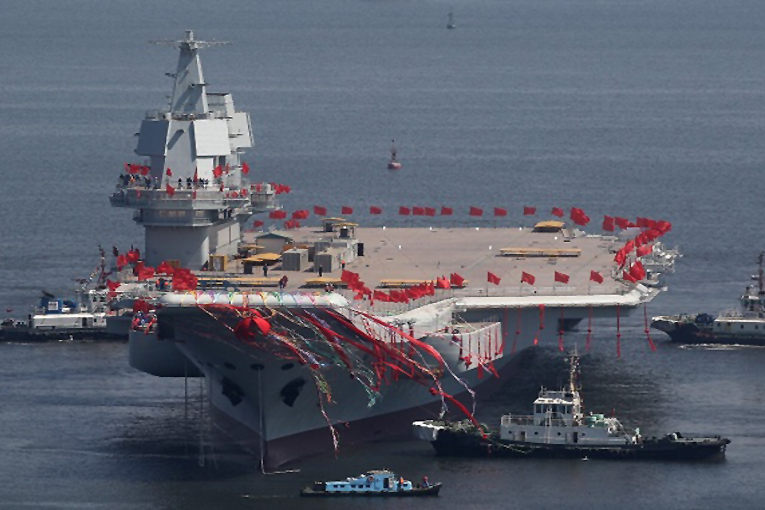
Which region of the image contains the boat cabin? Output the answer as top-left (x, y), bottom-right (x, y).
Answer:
top-left (498, 356), bottom-right (639, 446)
top-left (319, 470), bottom-right (412, 493)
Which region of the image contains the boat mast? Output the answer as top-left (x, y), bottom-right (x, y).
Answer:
top-left (759, 251), bottom-right (764, 296)
top-left (566, 348), bottom-right (580, 395)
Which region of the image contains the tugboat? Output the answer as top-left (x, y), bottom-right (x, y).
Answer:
top-left (300, 469), bottom-right (441, 497)
top-left (0, 253), bottom-right (124, 341)
top-left (413, 352), bottom-right (729, 460)
top-left (387, 139), bottom-right (402, 170)
top-left (651, 251), bottom-right (765, 345)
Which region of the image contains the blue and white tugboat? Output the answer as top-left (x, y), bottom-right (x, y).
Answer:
top-left (413, 352), bottom-right (730, 460)
top-left (300, 469), bottom-right (441, 497)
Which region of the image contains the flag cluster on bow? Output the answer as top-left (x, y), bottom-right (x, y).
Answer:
top-left (612, 219), bottom-right (672, 282)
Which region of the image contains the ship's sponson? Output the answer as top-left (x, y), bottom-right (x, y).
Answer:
top-left (158, 291), bottom-right (349, 308)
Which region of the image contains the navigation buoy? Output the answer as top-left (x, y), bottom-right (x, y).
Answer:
top-left (388, 139), bottom-right (402, 170)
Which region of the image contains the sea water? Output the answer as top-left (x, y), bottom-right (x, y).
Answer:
top-left (1, 0), bottom-right (764, 507)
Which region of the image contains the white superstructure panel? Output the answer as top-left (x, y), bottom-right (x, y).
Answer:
top-left (193, 119), bottom-right (230, 156)
top-left (229, 112), bottom-right (253, 149)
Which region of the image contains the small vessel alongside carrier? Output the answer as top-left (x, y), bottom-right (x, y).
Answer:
top-left (301, 469), bottom-right (441, 497)
top-left (651, 251), bottom-right (765, 345)
top-left (413, 352), bottom-right (729, 460)
top-left (0, 255), bottom-right (124, 342)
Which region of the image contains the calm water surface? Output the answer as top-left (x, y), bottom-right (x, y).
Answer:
top-left (1, 0), bottom-right (764, 507)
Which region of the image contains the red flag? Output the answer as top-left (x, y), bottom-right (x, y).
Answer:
top-left (602, 215), bottom-right (615, 232)
top-left (590, 270), bottom-right (604, 284)
top-left (494, 207), bottom-right (508, 217)
top-left (140, 165), bottom-right (149, 176)
top-left (424, 207), bottom-right (436, 217)
top-left (370, 206), bottom-right (383, 215)
top-left (469, 207), bottom-right (483, 217)
top-left (636, 244), bottom-right (653, 257)
top-left (441, 206), bottom-right (453, 216)
top-left (615, 217), bottom-right (629, 229)
top-left (292, 210), bottom-right (309, 220)
top-left (521, 272), bottom-right (536, 285)
top-left (413, 206), bottom-right (425, 216)
top-left (399, 206), bottom-right (411, 216)
top-left (571, 208), bottom-right (590, 226)
top-left (435, 277), bottom-right (451, 289)
top-left (614, 249), bottom-right (627, 267)
top-left (241, 162), bottom-right (250, 175)
top-left (629, 261), bottom-right (646, 281)
top-left (340, 270), bottom-right (360, 284)
top-left (136, 263), bottom-right (155, 281)
top-left (213, 166), bottom-right (223, 178)
top-left (253, 220), bottom-right (264, 228)
top-left (165, 168), bottom-right (172, 177)
top-left (551, 207), bottom-right (565, 218)
top-left (487, 272), bottom-right (501, 285)
top-left (341, 206), bottom-right (353, 215)
top-left (106, 280), bottom-right (120, 291)
top-left (314, 205), bottom-right (327, 216)
top-left (554, 271), bottom-right (570, 284)
top-left (166, 183), bottom-right (175, 197)
top-left (523, 206), bottom-right (536, 216)
top-left (156, 261), bottom-right (175, 276)
top-left (622, 271), bottom-right (638, 283)
top-left (372, 290), bottom-right (390, 302)
top-left (172, 268), bottom-right (198, 291)
top-left (450, 273), bottom-right (465, 287)
top-left (269, 210), bottom-right (287, 219)
top-left (655, 220), bottom-right (672, 234)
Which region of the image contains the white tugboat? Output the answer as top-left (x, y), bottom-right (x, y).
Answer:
top-left (301, 469), bottom-right (441, 497)
top-left (413, 352), bottom-right (730, 460)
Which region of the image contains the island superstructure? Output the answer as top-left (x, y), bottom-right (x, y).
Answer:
top-left (110, 30), bottom-right (276, 269)
top-left (112, 32), bottom-right (679, 468)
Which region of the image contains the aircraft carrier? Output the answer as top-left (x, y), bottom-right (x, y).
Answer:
top-left (111, 31), bottom-right (678, 468)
